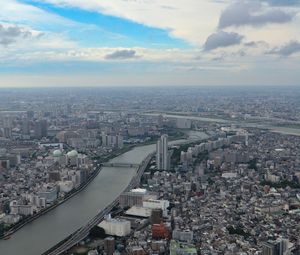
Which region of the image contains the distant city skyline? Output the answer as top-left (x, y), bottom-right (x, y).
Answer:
top-left (0, 0), bottom-right (300, 87)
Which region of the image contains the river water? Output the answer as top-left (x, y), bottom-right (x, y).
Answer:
top-left (0, 133), bottom-right (207, 255)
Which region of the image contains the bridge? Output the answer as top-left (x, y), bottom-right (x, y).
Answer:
top-left (102, 162), bottom-right (140, 168)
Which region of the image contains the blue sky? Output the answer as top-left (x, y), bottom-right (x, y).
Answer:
top-left (19, 0), bottom-right (190, 49)
top-left (0, 0), bottom-right (300, 87)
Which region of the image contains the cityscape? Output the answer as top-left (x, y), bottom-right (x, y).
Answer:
top-left (0, 87), bottom-right (299, 255)
top-left (1, 0), bottom-right (300, 255)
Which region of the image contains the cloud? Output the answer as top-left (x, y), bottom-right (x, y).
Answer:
top-left (244, 40), bottom-right (269, 48)
top-left (204, 31), bottom-right (243, 51)
top-left (105, 49), bottom-right (139, 60)
top-left (262, 0), bottom-right (300, 6)
top-left (0, 24), bottom-right (33, 46)
top-left (27, 0), bottom-right (225, 45)
top-left (218, 1), bottom-right (295, 28)
top-left (267, 40), bottom-right (300, 56)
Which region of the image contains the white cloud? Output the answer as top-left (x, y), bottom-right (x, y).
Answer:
top-left (31, 0), bottom-right (226, 46)
top-left (0, 0), bottom-right (78, 29)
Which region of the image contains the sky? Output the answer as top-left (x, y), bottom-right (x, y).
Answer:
top-left (0, 0), bottom-right (300, 87)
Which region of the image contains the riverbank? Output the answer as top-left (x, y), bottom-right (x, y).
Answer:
top-left (0, 143), bottom-right (141, 240)
top-left (0, 167), bottom-right (102, 240)
top-left (144, 112), bottom-right (300, 137)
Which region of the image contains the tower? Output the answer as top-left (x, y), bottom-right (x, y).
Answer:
top-left (156, 139), bottom-right (162, 170)
top-left (162, 134), bottom-right (168, 170)
top-left (3, 116), bottom-right (12, 139)
top-left (156, 135), bottom-right (169, 170)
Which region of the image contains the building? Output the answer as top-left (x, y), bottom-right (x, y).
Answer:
top-left (49, 171), bottom-right (61, 182)
top-left (156, 135), bottom-right (170, 170)
top-left (0, 158), bottom-right (10, 169)
top-left (128, 247), bottom-right (146, 255)
top-left (102, 133), bottom-right (123, 149)
top-left (176, 118), bottom-right (192, 129)
top-left (170, 240), bottom-right (197, 255)
top-left (172, 229), bottom-right (194, 243)
top-left (125, 206), bottom-right (152, 218)
top-left (58, 181), bottom-right (74, 193)
top-left (3, 116), bottom-right (12, 139)
top-left (34, 120), bottom-right (48, 139)
top-left (38, 186), bottom-right (58, 203)
top-left (99, 217), bottom-right (131, 237)
top-left (66, 150), bottom-right (78, 166)
top-left (21, 118), bottom-right (30, 135)
top-left (104, 237), bottom-right (115, 255)
top-left (10, 201), bottom-right (34, 216)
top-left (143, 199), bottom-right (169, 216)
top-left (151, 209), bottom-right (163, 224)
top-left (119, 188), bottom-right (156, 208)
top-left (262, 239), bottom-right (286, 255)
top-left (152, 223), bottom-right (168, 239)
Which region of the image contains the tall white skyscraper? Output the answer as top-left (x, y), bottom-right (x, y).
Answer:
top-left (156, 134), bottom-right (169, 170)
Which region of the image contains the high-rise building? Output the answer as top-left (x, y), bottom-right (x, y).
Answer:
top-left (21, 118), bottom-right (30, 135)
top-left (102, 133), bottom-right (123, 149)
top-left (262, 239), bottom-right (285, 255)
top-left (34, 120), bottom-right (48, 139)
top-left (156, 135), bottom-right (170, 170)
top-left (3, 116), bottom-right (12, 139)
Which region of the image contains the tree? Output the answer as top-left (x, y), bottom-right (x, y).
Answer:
top-left (89, 226), bottom-right (106, 238)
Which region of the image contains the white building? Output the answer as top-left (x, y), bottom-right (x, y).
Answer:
top-left (99, 217), bottom-right (131, 237)
top-left (102, 134), bottom-right (123, 149)
top-left (10, 201), bottom-right (34, 216)
top-left (143, 199), bottom-right (170, 216)
top-left (58, 181), bottom-right (74, 193)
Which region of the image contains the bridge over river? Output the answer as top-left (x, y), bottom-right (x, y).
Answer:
top-left (102, 162), bottom-right (140, 168)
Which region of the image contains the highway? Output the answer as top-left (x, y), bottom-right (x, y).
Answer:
top-left (43, 152), bottom-right (154, 255)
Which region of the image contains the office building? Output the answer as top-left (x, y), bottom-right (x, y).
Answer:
top-left (156, 135), bottom-right (170, 170)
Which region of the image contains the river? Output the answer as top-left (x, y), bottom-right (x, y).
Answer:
top-left (144, 113), bottom-right (300, 136)
top-left (0, 133), bottom-right (207, 255)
